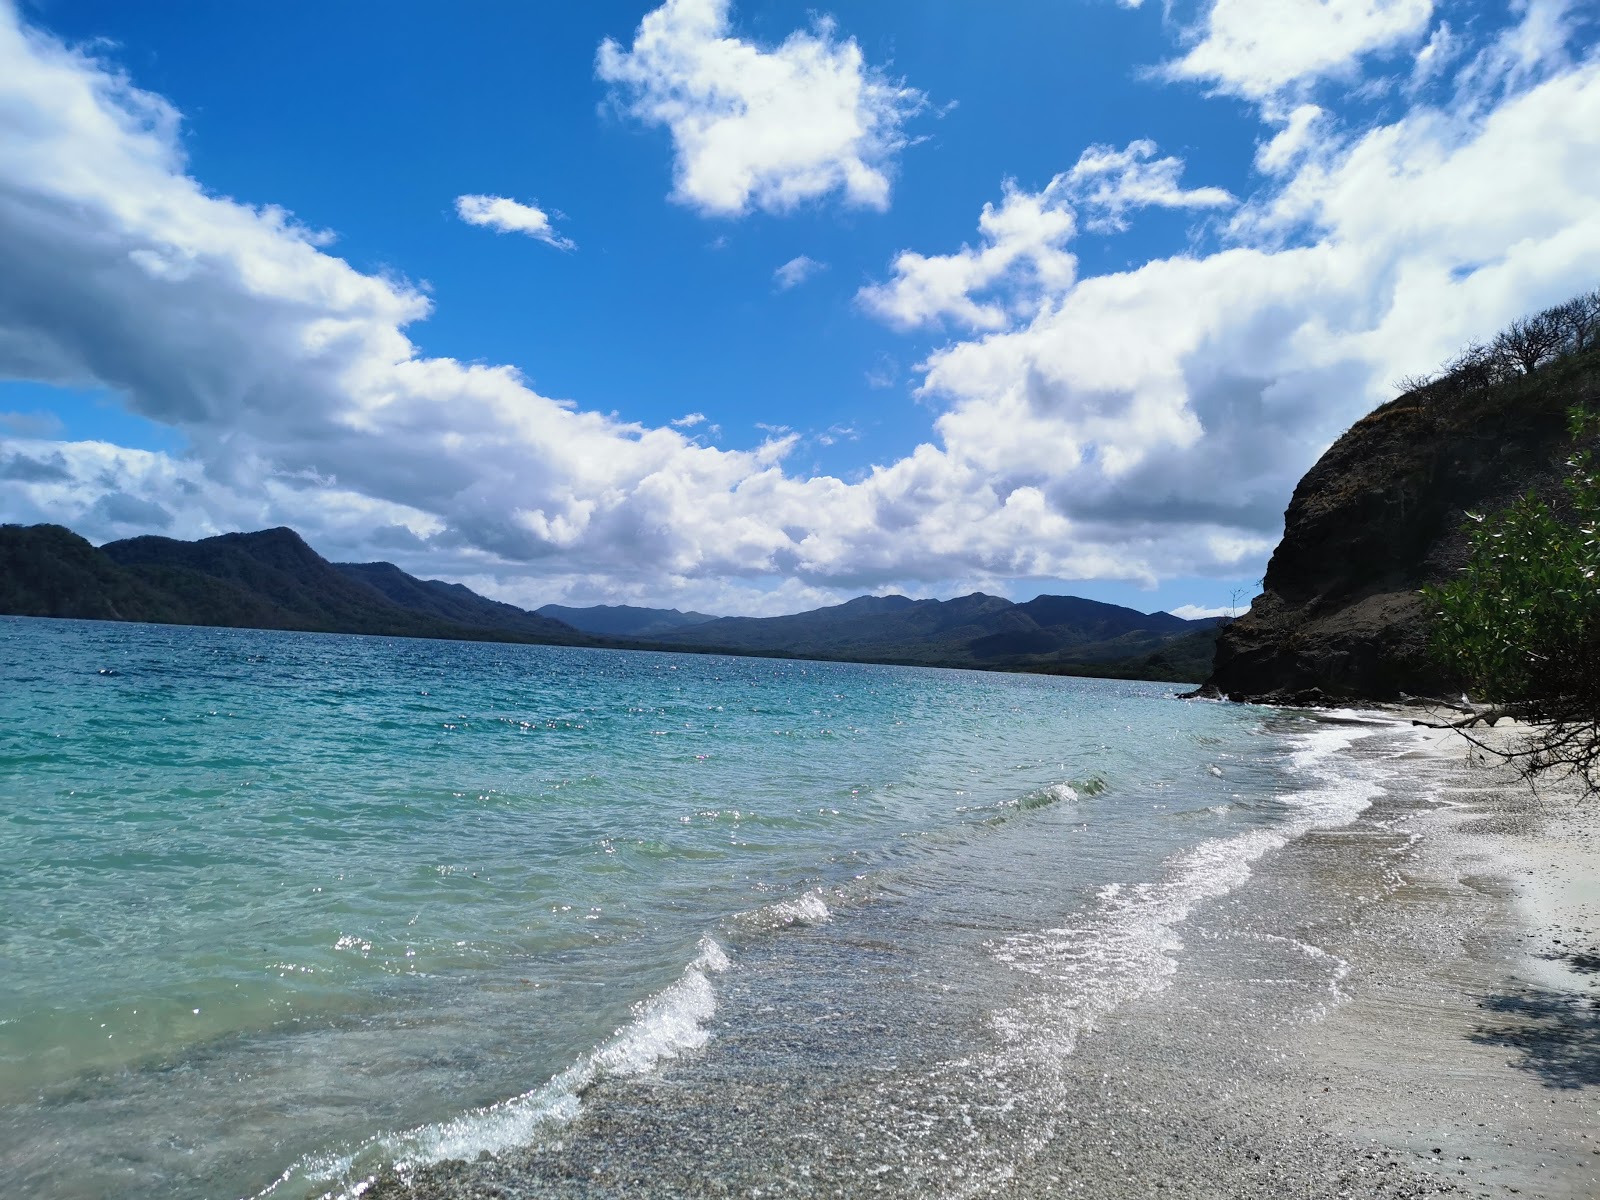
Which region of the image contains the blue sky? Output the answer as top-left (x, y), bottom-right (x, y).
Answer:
top-left (1, 1), bottom-right (1596, 617)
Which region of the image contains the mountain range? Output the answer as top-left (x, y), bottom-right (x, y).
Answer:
top-left (535, 603), bottom-right (719, 639)
top-left (0, 523), bottom-right (1222, 681)
top-left (605, 591), bottom-right (1214, 671)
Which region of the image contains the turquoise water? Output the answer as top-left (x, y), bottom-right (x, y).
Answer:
top-left (0, 617), bottom-right (1369, 1199)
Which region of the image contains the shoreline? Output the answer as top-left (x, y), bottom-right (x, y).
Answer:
top-left (1001, 714), bottom-right (1600, 1199)
top-left (362, 714), bottom-right (1598, 1200)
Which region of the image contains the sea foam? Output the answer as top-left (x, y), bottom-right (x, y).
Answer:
top-left (933, 719), bottom-right (1387, 1197)
top-left (259, 936), bottom-right (733, 1200)
top-left (994, 720), bottom-right (1379, 1041)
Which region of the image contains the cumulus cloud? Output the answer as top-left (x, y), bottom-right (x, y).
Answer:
top-left (2, 2), bottom-right (1598, 615)
top-left (0, 447), bottom-right (72, 482)
top-left (0, 6), bottom-right (1141, 603)
top-left (1164, 0), bottom-right (1436, 100)
top-left (1064, 139), bottom-right (1236, 233)
top-left (596, 0), bottom-right (926, 216)
top-left (1169, 603), bottom-right (1234, 620)
top-left (899, 7), bottom-right (1600, 581)
top-left (1255, 104), bottom-right (1328, 173)
top-left (857, 140), bottom-right (1226, 330)
top-left (857, 180), bottom-right (1078, 331)
top-left (454, 194), bottom-right (575, 249)
top-left (773, 254), bottom-right (826, 290)
top-left (88, 490), bottom-right (174, 530)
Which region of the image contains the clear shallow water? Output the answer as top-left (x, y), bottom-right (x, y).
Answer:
top-left (0, 617), bottom-right (1372, 1199)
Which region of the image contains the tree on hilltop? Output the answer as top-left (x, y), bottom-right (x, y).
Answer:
top-left (1550, 290), bottom-right (1600, 354)
top-left (1492, 310), bottom-right (1568, 376)
top-left (1401, 287), bottom-right (1600, 399)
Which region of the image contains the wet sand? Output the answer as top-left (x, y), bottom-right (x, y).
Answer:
top-left (366, 718), bottom-right (1599, 1199)
top-left (997, 720), bottom-right (1600, 1199)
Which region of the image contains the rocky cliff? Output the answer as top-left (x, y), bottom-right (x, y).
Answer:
top-left (1206, 346), bottom-right (1600, 703)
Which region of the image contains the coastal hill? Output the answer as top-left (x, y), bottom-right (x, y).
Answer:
top-left (0, 522), bottom-right (1219, 681)
top-left (337, 560), bottom-right (578, 640)
top-left (2, 524), bottom-right (593, 645)
top-left (1207, 341), bottom-right (1600, 702)
top-left (633, 591), bottom-right (1217, 673)
top-left (537, 603), bottom-right (719, 638)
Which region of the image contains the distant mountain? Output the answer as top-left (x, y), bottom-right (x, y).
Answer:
top-left (100, 528), bottom-right (446, 636)
top-left (537, 603), bottom-right (719, 638)
top-left (340, 561), bottom-right (576, 640)
top-left (658, 592), bottom-right (1014, 657)
top-left (1, 524), bottom-right (197, 624)
top-left (632, 590), bottom-right (1219, 674)
top-left (1, 522), bottom-right (1221, 682)
top-left (3, 524), bottom-right (590, 646)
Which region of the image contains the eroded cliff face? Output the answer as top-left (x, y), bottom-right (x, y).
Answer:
top-left (1207, 351), bottom-right (1599, 703)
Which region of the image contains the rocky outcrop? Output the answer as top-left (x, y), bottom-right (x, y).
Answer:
top-left (1206, 349), bottom-right (1600, 703)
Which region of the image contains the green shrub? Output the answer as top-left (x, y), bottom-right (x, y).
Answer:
top-left (1426, 406), bottom-right (1600, 793)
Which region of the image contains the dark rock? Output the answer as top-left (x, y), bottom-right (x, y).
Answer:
top-left (1207, 349), bottom-right (1600, 703)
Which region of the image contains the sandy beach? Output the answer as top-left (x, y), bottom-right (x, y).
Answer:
top-left (988, 717), bottom-right (1600, 1199)
top-left (363, 715), bottom-right (1599, 1200)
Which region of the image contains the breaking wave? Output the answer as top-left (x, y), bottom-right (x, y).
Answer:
top-left (257, 936), bottom-right (733, 1200)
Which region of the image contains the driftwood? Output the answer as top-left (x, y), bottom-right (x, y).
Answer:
top-left (1398, 692), bottom-right (1475, 715)
top-left (1410, 697), bottom-right (1600, 798)
top-left (1409, 700), bottom-right (1527, 730)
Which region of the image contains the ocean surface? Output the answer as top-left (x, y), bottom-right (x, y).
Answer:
top-left (0, 617), bottom-right (1385, 1199)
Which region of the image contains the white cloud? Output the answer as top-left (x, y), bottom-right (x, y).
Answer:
top-left (1064, 139), bottom-right (1236, 233)
top-left (857, 140), bottom-right (1227, 330)
top-left (857, 180), bottom-right (1078, 331)
top-left (454, 194), bottom-right (574, 249)
top-left (1452, 0), bottom-right (1580, 106)
top-left (2, 2), bottom-right (1598, 616)
top-left (864, 357), bottom-right (899, 389)
top-left (773, 255), bottom-right (825, 290)
top-left (1164, 0), bottom-right (1436, 100)
top-left (1255, 104), bottom-right (1328, 173)
top-left (596, 0), bottom-right (926, 217)
top-left (1407, 22), bottom-right (1459, 93)
top-left (1169, 603), bottom-right (1233, 620)
top-left (670, 411), bottom-right (708, 427)
top-left (816, 423), bottom-right (858, 447)
top-left (896, 16), bottom-right (1600, 586)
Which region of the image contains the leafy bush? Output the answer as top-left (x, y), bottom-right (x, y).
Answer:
top-left (1426, 406), bottom-right (1600, 793)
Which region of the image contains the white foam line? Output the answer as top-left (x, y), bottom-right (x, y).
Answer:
top-left (940, 720), bottom-right (1386, 1199)
top-left (257, 936), bottom-right (732, 1200)
top-left (997, 724), bottom-right (1378, 1007)
top-left (749, 890), bottom-right (833, 930)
